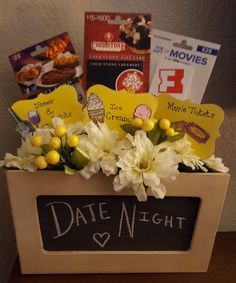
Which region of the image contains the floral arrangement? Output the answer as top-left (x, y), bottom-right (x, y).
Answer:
top-left (0, 117), bottom-right (228, 201)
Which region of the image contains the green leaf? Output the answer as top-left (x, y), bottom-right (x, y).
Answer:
top-left (41, 144), bottom-right (51, 154)
top-left (71, 147), bottom-right (90, 170)
top-left (64, 165), bottom-right (77, 175)
top-left (147, 124), bottom-right (161, 145)
top-left (120, 124), bottom-right (138, 136)
top-left (167, 132), bottom-right (185, 142)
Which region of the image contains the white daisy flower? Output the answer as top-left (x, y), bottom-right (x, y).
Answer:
top-left (113, 131), bottom-right (179, 201)
top-left (1, 135), bottom-right (43, 171)
top-left (167, 137), bottom-right (207, 172)
top-left (203, 155), bottom-right (229, 173)
top-left (17, 137), bottom-right (43, 157)
top-left (0, 151), bottom-right (37, 172)
top-left (79, 122), bottom-right (125, 178)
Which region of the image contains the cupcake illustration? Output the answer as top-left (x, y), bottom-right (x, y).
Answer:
top-left (87, 93), bottom-right (105, 125)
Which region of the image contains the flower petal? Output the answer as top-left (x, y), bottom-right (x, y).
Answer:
top-left (151, 183), bottom-right (166, 199)
top-left (100, 154), bottom-right (118, 176)
top-left (51, 117), bottom-right (65, 128)
top-left (79, 161), bottom-right (100, 179)
top-left (113, 174), bottom-right (130, 192)
top-left (143, 171), bottom-right (160, 187)
top-left (203, 155), bottom-right (229, 173)
top-left (133, 183), bottom-right (147, 202)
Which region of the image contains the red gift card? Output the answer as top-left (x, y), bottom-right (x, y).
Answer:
top-left (84, 12), bottom-right (151, 93)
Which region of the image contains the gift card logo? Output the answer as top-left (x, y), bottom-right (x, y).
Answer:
top-left (116, 69), bottom-right (143, 93)
top-left (158, 69), bottom-right (184, 94)
top-left (91, 32), bottom-right (125, 52)
top-left (104, 32), bottom-right (114, 41)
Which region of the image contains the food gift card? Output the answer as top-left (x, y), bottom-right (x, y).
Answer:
top-left (9, 32), bottom-right (84, 99)
top-left (84, 12), bottom-right (151, 93)
top-left (150, 29), bottom-right (220, 103)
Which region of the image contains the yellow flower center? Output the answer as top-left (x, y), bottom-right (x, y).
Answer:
top-left (139, 159), bottom-right (149, 170)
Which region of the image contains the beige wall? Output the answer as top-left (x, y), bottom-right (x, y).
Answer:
top-left (0, 0), bottom-right (235, 282)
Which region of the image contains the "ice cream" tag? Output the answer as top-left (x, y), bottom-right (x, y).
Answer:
top-left (84, 84), bottom-right (158, 138)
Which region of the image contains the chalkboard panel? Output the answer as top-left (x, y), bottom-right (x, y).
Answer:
top-left (36, 196), bottom-right (200, 251)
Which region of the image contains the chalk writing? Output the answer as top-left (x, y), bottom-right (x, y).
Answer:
top-left (46, 201), bottom-right (74, 239)
top-left (118, 202), bottom-right (136, 238)
top-left (37, 196), bottom-right (200, 251)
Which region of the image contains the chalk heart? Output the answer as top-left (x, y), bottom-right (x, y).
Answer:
top-left (11, 85), bottom-right (84, 128)
top-left (84, 84), bottom-right (158, 138)
top-left (93, 232), bottom-right (110, 248)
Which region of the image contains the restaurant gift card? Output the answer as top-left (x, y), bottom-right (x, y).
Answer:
top-left (9, 32), bottom-right (84, 99)
top-left (84, 12), bottom-right (151, 93)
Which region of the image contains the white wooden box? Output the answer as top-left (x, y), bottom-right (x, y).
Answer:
top-left (6, 170), bottom-right (229, 274)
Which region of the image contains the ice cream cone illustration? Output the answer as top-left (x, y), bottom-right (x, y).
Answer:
top-left (87, 93), bottom-right (105, 125)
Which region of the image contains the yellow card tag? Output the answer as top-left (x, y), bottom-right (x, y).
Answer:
top-left (154, 94), bottom-right (225, 159)
top-left (11, 85), bottom-right (84, 127)
top-left (85, 85), bottom-right (158, 138)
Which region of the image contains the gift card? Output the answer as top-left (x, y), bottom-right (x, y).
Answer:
top-left (9, 32), bottom-right (84, 99)
top-left (84, 12), bottom-right (151, 93)
top-left (150, 29), bottom-right (220, 103)
top-left (84, 84), bottom-right (158, 137)
top-left (154, 94), bottom-right (225, 159)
